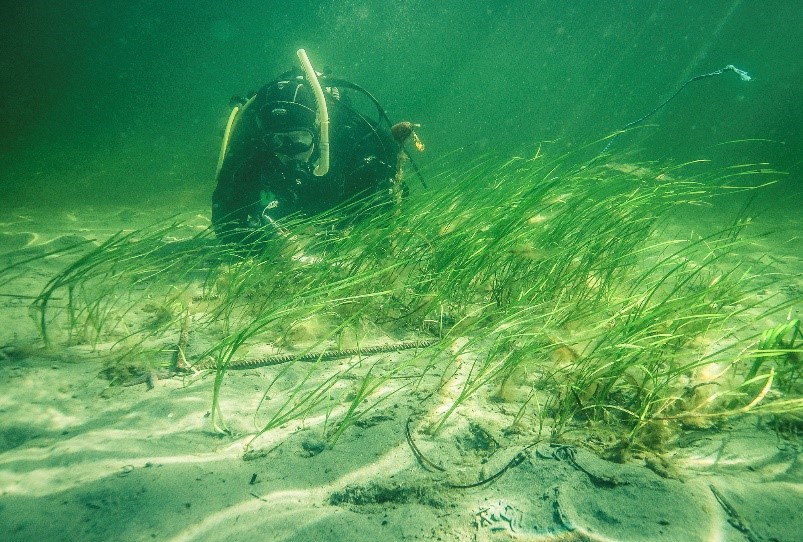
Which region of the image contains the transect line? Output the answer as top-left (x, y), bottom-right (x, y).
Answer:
top-left (195, 339), bottom-right (440, 370)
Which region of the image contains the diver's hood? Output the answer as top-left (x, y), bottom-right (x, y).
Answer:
top-left (256, 81), bottom-right (318, 134)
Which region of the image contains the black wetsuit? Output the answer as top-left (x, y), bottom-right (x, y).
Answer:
top-left (212, 75), bottom-right (401, 241)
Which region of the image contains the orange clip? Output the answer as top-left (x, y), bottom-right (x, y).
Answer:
top-left (412, 131), bottom-right (425, 152)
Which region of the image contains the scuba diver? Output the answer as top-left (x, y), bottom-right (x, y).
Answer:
top-left (212, 49), bottom-right (423, 243)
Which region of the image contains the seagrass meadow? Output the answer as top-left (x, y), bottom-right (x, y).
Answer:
top-left (2, 2), bottom-right (802, 540)
top-left (2, 149), bottom-right (802, 541)
top-left (24, 149), bottom-right (803, 451)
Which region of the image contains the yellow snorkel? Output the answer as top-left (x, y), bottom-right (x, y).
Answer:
top-left (296, 49), bottom-right (330, 176)
top-left (216, 105), bottom-right (240, 177)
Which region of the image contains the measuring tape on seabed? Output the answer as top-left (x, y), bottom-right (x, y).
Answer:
top-left (194, 338), bottom-right (439, 370)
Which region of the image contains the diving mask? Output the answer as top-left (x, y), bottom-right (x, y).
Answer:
top-left (266, 129), bottom-right (315, 157)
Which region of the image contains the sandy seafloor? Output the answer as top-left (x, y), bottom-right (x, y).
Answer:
top-left (0, 199), bottom-right (801, 542)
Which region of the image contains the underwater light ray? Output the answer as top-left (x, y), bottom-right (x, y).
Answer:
top-left (170, 439), bottom-right (416, 542)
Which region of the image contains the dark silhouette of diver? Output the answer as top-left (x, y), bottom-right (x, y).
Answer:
top-left (212, 50), bottom-right (423, 243)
